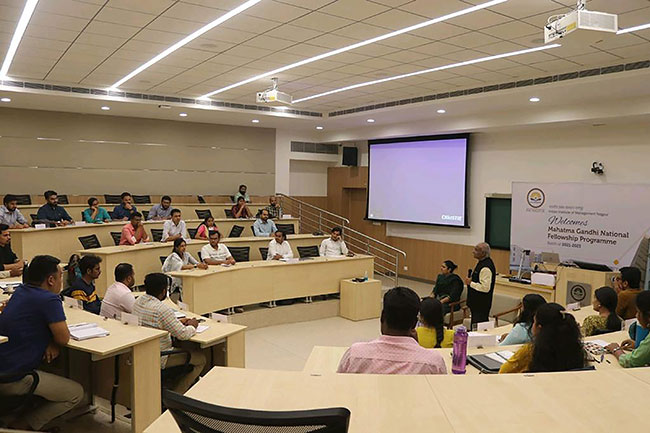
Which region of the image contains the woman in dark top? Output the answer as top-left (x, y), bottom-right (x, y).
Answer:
top-left (431, 260), bottom-right (464, 314)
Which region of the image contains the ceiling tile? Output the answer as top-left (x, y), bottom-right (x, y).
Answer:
top-left (448, 10), bottom-right (512, 30)
top-left (364, 9), bottom-right (424, 30)
top-left (292, 12), bottom-right (354, 32)
top-left (94, 7), bottom-right (156, 27)
top-left (320, 0), bottom-right (390, 20)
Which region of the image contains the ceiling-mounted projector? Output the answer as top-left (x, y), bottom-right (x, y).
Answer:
top-left (544, 0), bottom-right (617, 44)
top-left (256, 77), bottom-right (292, 106)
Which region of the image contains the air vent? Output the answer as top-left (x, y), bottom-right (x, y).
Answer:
top-left (291, 141), bottom-right (338, 154)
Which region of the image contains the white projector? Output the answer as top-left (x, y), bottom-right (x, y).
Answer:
top-left (544, 9), bottom-right (618, 44)
top-left (256, 88), bottom-right (292, 105)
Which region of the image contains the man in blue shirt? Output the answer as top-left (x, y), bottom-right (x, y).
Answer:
top-left (63, 254), bottom-right (102, 314)
top-left (112, 192), bottom-right (138, 221)
top-left (0, 255), bottom-right (83, 431)
top-left (36, 190), bottom-right (73, 226)
top-left (253, 209), bottom-right (277, 237)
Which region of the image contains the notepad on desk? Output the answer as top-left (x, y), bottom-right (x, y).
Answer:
top-left (196, 325), bottom-right (209, 334)
top-left (68, 323), bottom-right (110, 341)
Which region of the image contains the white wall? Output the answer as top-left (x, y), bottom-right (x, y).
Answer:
top-left (289, 160), bottom-right (336, 196)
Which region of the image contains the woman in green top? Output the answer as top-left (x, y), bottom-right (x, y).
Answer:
top-left (581, 286), bottom-right (622, 336)
top-left (416, 297), bottom-right (454, 348)
top-left (607, 290), bottom-right (650, 367)
top-left (431, 260), bottom-right (463, 314)
top-left (82, 197), bottom-right (112, 224)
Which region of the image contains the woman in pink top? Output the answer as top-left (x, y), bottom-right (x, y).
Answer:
top-left (195, 216), bottom-right (219, 240)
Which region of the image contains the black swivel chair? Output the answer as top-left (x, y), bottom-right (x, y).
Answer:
top-left (297, 246), bottom-right (320, 258)
top-left (0, 371), bottom-right (40, 425)
top-left (250, 225), bottom-right (257, 236)
top-left (104, 194), bottom-right (122, 204)
top-left (142, 210), bottom-right (149, 220)
top-left (163, 389), bottom-right (351, 433)
top-left (160, 256), bottom-right (167, 266)
top-left (13, 194), bottom-right (31, 205)
top-left (276, 224), bottom-right (295, 235)
top-left (195, 209), bottom-right (212, 220)
top-left (108, 211), bottom-right (116, 220)
top-left (228, 225), bottom-right (244, 238)
top-left (78, 234), bottom-right (102, 249)
top-left (224, 209), bottom-right (234, 218)
top-left (188, 228), bottom-right (198, 239)
top-left (133, 195), bottom-right (151, 204)
top-left (151, 229), bottom-right (163, 242)
top-left (110, 232), bottom-right (122, 246)
top-left (228, 247), bottom-right (250, 262)
top-left (259, 247), bottom-right (269, 261)
top-left (57, 194), bottom-right (69, 204)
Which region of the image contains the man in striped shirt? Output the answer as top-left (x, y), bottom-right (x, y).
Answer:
top-left (133, 273), bottom-right (206, 393)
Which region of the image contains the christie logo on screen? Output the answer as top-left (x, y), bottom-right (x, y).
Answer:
top-left (441, 215), bottom-right (463, 221)
top-left (526, 188), bottom-right (546, 209)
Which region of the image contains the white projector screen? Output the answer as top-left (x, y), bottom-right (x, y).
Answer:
top-left (367, 134), bottom-right (469, 227)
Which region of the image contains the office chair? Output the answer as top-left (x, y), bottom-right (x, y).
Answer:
top-left (110, 232), bottom-right (122, 246)
top-left (160, 256), bottom-right (167, 266)
top-left (104, 194), bottom-right (122, 204)
top-left (57, 194), bottom-right (69, 204)
top-left (276, 223), bottom-right (295, 235)
top-left (195, 209), bottom-right (212, 219)
top-left (163, 389), bottom-right (351, 433)
top-left (151, 229), bottom-right (163, 242)
top-left (78, 234), bottom-right (101, 249)
top-left (188, 228), bottom-right (198, 239)
top-left (0, 371), bottom-right (40, 424)
top-left (259, 247), bottom-right (269, 261)
top-left (228, 225), bottom-right (244, 238)
top-left (142, 210), bottom-right (149, 220)
top-left (12, 194), bottom-right (31, 205)
top-left (228, 247), bottom-right (250, 262)
top-left (133, 195), bottom-right (151, 204)
top-left (297, 246), bottom-right (320, 258)
top-left (224, 209), bottom-right (234, 218)
top-left (250, 225), bottom-right (256, 236)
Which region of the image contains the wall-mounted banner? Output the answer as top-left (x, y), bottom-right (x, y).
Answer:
top-left (511, 182), bottom-right (650, 269)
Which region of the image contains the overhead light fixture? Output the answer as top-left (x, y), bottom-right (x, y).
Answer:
top-left (617, 22), bottom-right (650, 34)
top-left (0, 0), bottom-right (39, 79)
top-left (251, 119), bottom-right (260, 123)
top-left (529, 97), bottom-right (540, 102)
top-left (367, 119), bottom-right (375, 123)
top-left (293, 44), bottom-right (561, 104)
top-left (316, 126), bottom-right (324, 130)
top-left (0, 97), bottom-right (11, 102)
top-left (109, 0), bottom-right (262, 89)
top-left (200, 0), bottom-right (508, 98)
top-left (179, 112), bottom-right (188, 117)
top-left (437, 109), bottom-right (446, 114)
top-left (100, 106), bottom-right (110, 110)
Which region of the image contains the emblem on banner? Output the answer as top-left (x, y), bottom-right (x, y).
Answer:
top-left (526, 188), bottom-right (545, 208)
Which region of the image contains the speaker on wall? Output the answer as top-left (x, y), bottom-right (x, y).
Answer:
top-left (342, 146), bottom-right (358, 166)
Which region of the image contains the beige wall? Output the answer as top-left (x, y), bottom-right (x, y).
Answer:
top-left (0, 108), bottom-right (275, 196)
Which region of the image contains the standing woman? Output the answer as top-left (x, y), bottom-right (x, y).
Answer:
top-left (195, 216), bottom-right (219, 240)
top-left (582, 286), bottom-right (623, 336)
top-left (431, 260), bottom-right (463, 314)
top-left (162, 238), bottom-right (207, 301)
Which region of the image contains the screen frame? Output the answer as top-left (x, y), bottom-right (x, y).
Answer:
top-left (365, 133), bottom-right (471, 228)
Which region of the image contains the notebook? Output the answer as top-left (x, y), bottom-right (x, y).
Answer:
top-left (68, 323), bottom-right (110, 341)
top-left (467, 350), bottom-right (514, 373)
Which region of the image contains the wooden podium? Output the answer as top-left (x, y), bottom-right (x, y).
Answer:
top-left (555, 266), bottom-right (619, 307)
top-left (340, 278), bottom-right (382, 321)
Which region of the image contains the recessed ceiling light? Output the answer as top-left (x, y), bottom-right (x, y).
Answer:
top-left (0, 97), bottom-right (11, 102)
top-left (316, 126), bottom-right (324, 130)
top-left (179, 112), bottom-right (188, 117)
top-left (109, 0), bottom-right (262, 89)
top-left (293, 44), bottom-right (560, 104)
top-left (100, 106), bottom-right (110, 110)
top-left (200, 0), bottom-right (508, 98)
top-left (0, 0), bottom-right (39, 78)
top-left (252, 119), bottom-right (260, 123)
top-left (367, 119), bottom-right (375, 123)
top-left (617, 22), bottom-right (650, 34)
top-left (437, 109), bottom-right (446, 114)
top-left (529, 97), bottom-right (540, 102)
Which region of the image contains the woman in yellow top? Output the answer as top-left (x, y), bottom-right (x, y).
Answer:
top-left (416, 297), bottom-right (454, 348)
top-left (500, 303), bottom-right (585, 373)
top-left (581, 286), bottom-right (623, 337)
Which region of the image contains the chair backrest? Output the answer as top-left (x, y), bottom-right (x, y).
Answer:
top-left (151, 228), bottom-right (163, 242)
top-left (57, 194), bottom-right (69, 204)
top-left (30, 213), bottom-right (38, 221)
top-left (142, 210), bottom-right (149, 220)
top-left (0, 371), bottom-right (40, 416)
top-left (133, 195), bottom-right (151, 204)
top-left (228, 225), bottom-right (244, 238)
top-left (12, 194), bottom-right (31, 205)
top-left (188, 228), bottom-right (198, 239)
top-left (108, 211), bottom-right (116, 220)
top-left (224, 209), bottom-right (234, 218)
top-left (229, 195), bottom-right (235, 203)
top-left (78, 234), bottom-right (101, 250)
top-left (198, 195), bottom-right (206, 204)
top-left (259, 247), bottom-right (269, 261)
top-left (228, 246), bottom-right (250, 262)
top-left (104, 194), bottom-right (122, 204)
top-left (110, 232), bottom-right (122, 246)
top-left (297, 246), bottom-right (320, 258)
top-left (160, 256), bottom-right (167, 266)
top-left (250, 225), bottom-right (256, 236)
top-left (198, 251), bottom-right (202, 261)
top-left (195, 209), bottom-right (212, 219)
top-left (163, 389), bottom-right (350, 433)
top-left (276, 223), bottom-right (295, 235)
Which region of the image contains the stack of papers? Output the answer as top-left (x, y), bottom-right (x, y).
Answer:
top-left (68, 323), bottom-right (110, 341)
top-left (196, 325), bottom-right (209, 334)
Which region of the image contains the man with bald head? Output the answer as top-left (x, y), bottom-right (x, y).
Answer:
top-left (465, 242), bottom-right (496, 326)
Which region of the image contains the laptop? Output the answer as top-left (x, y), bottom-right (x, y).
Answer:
top-left (467, 350), bottom-right (514, 374)
top-left (572, 260), bottom-right (612, 272)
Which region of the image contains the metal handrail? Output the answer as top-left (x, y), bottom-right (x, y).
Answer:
top-left (277, 194), bottom-right (350, 224)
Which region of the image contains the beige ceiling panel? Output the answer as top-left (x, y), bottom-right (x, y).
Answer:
top-left (145, 17), bottom-right (204, 36)
top-left (398, 0), bottom-right (474, 18)
top-left (184, 38), bottom-right (236, 53)
top-left (333, 22), bottom-right (392, 40)
top-left (94, 7), bottom-right (156, 27)
top-left (24, 25), bottom-right (79, 42)
top-left (409, 41), bottom-right (464, 56)
top-left (299, 58), bottom-right (346, 71)
top-left (80, 71), bottom-right (125, 86)
top-left (590, 33), bottom-right (647, 51)
top-left (364, 9), bottom-right (425, 30)
top-left (608, 43), bottom-right (650, 59)
top-left (570, 51), bottom-right (624, 66)
top-left (243, 35), bottom-right (296, 51)
top-left (36, 0), bottom-right (104, 19)
top-left (480, 20), bottom-right (540, 40)
top-left (46, 68), bottom-right (91, 83)
top-left (222, 14), bottom-right (282, 34)
top-left (108, 0), bottom-right (176, 15)
top-left (493, 64), bottom-right (547, 78)
top-left (440, 49), bottom-right (490, 62)
top-left (449, 10), bottom-right (512, 30)
top-left (0, 4), bottom-right (22, 21)
top-left (588, 0), bottom-right (650, 14)
top-left (489, 0), bottom-right (565, 19)
top-left (469, 70), bottom-right (517, 82)
top-left (328, 63), bottom-right (377, 75)
top-left (443, 31), bottom-right (501, 49)
top-left (619, 6), bottom-right (650, 25)
top-left (58, 43), bottom-right (114, 60)
top-left (350, 43), bottom-right (399, 57)
top-left (550, 43), bottom-right (599, 57)
top-left (29, 11), bottom-right (91, 32)
top-left (120, 39), bottom-right (169, 55)
top-left (473, 57), bottom-right (528, 71)
top-left (147, 62), bottom-right (190, 76)
top-left (163, 2), bottom-right (228, 24)
top-left (327, 51), bottom-right (372, 64)
top-left (443, 64), bottom-right (490, 77)
top-left (440, 75), bottom-right (487, 87)
top-left (377, 33), bottom-right (431, 49)
top-left (74, 32), bottom-right (128, 49)
top-left (511, 50), bottom-right (563, 65)
top-left (273, 0), bottom-right (338, 11)
top-left (292, 12), bottom-right (354, 32)
top-left (265, 24), bottom-right (322, 42)
top-left (168, 47), bottom-right (219, 63)
top-left (84, 21), bottom-right (140, 38)
top-left (208, 54), bottom-right (254, 67)
top-left (14, 45), bottom-right (66, 61)
top-left (411, 56), bottom-right (457, 69)
top-left (279, 43), bottom-right (327, 58)
top-left (355, 56), bottom-right (403, 69)
top-left (475, 40), bottom-right (528, 55)
top-left (320, 0), bottom-right (390, 20)
top-left (244, 1), bottom-right (311, 21)
top-left (522, 11), bottom-right (565, 28)
top-left (409, 22), bottom-right (469, 41)
top-left (9, 55), bottom-right (57, 68)
top-left (202, 27), bottom-right (257, 44)
top-left (225, 44), bottom-right (274, 60)
top-left (6, 65), bottom-right (49, 80)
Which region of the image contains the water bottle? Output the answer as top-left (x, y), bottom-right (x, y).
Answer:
top-left (451, 326), bottom-right (468, 375)
top-left (363, 271), bottom-right (368, 282)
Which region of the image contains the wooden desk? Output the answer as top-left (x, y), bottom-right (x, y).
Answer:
top-left (169, 255), bottom-right (374, 315)
top-left (10, 218), bottom-right (299, 261)
top-left (555, 266), bottom-right (619, 307)
top-left (221, 234), bottom-right (327, 261)
top-left (494, 276), bottom-right (555, 302)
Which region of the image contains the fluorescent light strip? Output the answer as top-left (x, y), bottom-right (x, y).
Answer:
top-left (293, 44), bottom-right (561, 103)
top-left (200, 0), bottom-right (508, 98)
top-left (110, 0), bottom-right (262, 89)
top-left (0, 0), bottom-right (39, 78)
top-left (617, 22), bottom-right (650, 34)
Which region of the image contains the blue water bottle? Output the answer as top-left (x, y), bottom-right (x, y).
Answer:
top-left (451, 325), bottom-right (468, 375)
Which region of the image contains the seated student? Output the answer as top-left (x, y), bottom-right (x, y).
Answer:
top-left (234, 184), bottom-right (250, 203)
top-left (265, 195), bottom-right (282, 219)
top-left (337, 287), bottom-right (447, 375)
top-left (195, 216), bottom-right (218, 240)
top-left (162, 209), bottom-right (189, 242)
top-left (416, 297), bottom-right (454, 348)
top-left (500, 303), bottom-right (585, 374)
top-left (119, 212), bottom-right (150, 245)
top-left (267, 230), bottom-right (293, 260)
top-left (112, 192), bottom-right (138, 221)
top-left (253, 209), bottom-right (277, 237)
top-left (231, 196), bottom-right (252, 219)
top-left (63, 254), bottom-right (102, 314)
top-left (0, 224), bottom-right (24, 278)
top-left (82, 197), bottom-right (111, 224)
top-left (201, 231), bottom-right (235, 265)
top-left (499, 294), bottom-right (546, 346)
top-left (582, 286), bottom-right (622, 336)
top-left (615, 266), bottom-right (643, 320)
top-left (0, 255), bottom-right (84, 431)
top-left (133, 273), bottom-right (206, 393)
top-left (319, 226), bottom-right (353, 257)
top-left (0, 194), bottom-right (30, 228)
top-left (148, 195), bottom-right (173, 220)
top-left (36, 190), bottom-right (73, 226)
top-left (100, 263), bottom-right (136, 319)
top-left (606, 291), bottom-right (650, 368)
top-left (162, 238), bottom-right (207, 300)
top-left (431, 260), bottom-right (463, 314)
